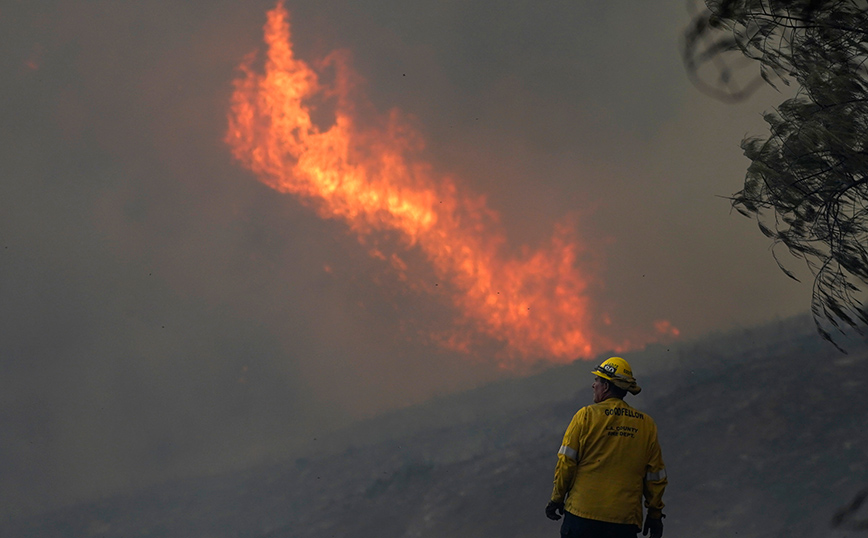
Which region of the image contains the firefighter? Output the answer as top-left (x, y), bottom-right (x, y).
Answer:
top-left (546, 356), bottom-right (667, 538)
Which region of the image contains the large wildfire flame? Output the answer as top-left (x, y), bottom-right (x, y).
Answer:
top-left (225, 3), bottom-right (650, 362)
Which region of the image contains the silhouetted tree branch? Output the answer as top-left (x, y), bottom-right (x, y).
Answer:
top-left (684, 0), bottom-right (868, 348)
top-left (832, 489), bottom-right (868, 532)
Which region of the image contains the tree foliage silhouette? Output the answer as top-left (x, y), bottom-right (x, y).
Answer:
top-left (684, 0), bottom-right (868, 347)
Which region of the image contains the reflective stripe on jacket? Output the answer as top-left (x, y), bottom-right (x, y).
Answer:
top-left (551, 398), bottom-right (667, 527)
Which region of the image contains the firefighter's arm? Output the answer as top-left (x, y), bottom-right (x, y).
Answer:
top-left (643, 424), bottom-right (667, 518)
top-left (551, 409), bottom-right (584, 503)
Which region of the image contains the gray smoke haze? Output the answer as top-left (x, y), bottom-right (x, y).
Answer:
top-left (1, 0), bottom-right (808, 516)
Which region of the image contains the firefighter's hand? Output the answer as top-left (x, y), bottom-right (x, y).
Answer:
top-left (545, 500), bottom-right (564, 520)
top-left (643, 515), bottom-right (663, 538)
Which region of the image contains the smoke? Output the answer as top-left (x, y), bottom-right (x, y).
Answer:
top-left (225, 3), bottom-right (638, 362)
top-left (0, 0), bottom-right (808, 516)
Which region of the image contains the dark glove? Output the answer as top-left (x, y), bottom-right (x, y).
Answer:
top-left (545, 500), bottom-right (565, 520)
top-left (642, 515), bottom-right (664, 538)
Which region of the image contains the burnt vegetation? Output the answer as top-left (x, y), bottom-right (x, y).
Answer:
top-left (683, 0), bottom-right (868, 347)
top-left (3, 316), bottom-right (867, 538)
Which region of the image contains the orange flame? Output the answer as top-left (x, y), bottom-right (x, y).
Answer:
top-left (226, 2), bottom-right (623, 362)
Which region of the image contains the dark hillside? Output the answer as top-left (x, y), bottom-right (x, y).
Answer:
top-left (4, 315), bottom-right (868, 538)
top-left (655, 326), bottom-right (868, 538)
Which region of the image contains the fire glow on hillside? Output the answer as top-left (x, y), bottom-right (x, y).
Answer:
top-left (225, 2), bottom-right (672, 362)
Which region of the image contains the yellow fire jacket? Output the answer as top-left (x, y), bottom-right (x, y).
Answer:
top-left (551, 398), bottom-right (667, 527)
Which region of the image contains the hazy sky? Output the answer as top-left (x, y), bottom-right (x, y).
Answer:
top-left (1, 0), bottom-right (808, 514)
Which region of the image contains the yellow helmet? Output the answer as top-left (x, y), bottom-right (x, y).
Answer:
top-left (592, 356), bottom-right (641, 395)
